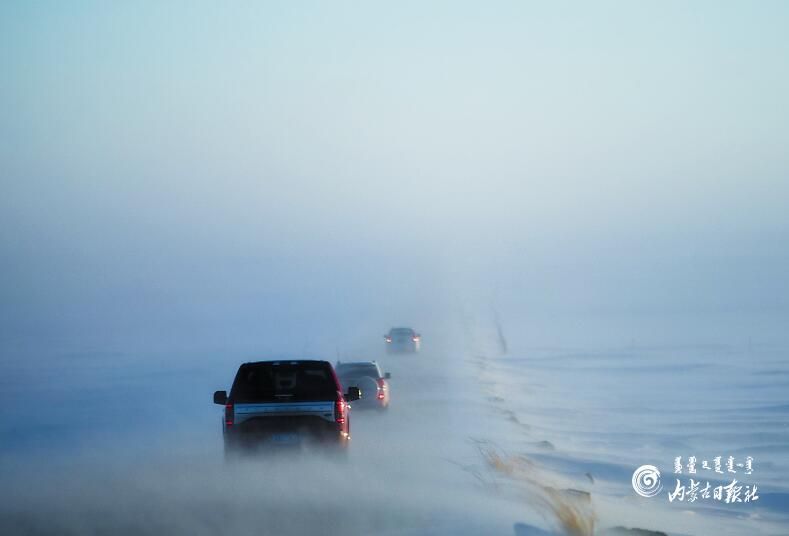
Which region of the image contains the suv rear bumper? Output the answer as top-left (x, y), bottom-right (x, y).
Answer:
top-left (224, 417), bottom-right (348, 451)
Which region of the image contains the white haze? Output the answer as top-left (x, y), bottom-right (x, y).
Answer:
top-left (1, 2), bottom-right (788, 535)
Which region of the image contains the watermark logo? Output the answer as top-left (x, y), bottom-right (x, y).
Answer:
top-left (632, 456), bottom-right (758, 504)
top-left (631, 465), bottom-right (662, 497)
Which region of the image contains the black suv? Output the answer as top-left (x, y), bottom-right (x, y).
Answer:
top-left (214, 360), bottom-right (360, 457)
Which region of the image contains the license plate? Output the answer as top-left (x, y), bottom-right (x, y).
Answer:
top-left (269, 433), bottom-right (299, 444)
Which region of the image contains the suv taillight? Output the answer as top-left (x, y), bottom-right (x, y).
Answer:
top-left (376, 378), bottom-right (386, 400)
top-left (225, 403), bottom-right (234, 426)
top-left (335, 399), bottom-right (346, 426)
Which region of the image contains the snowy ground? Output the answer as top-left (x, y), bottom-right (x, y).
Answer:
top-left (0, 316), bottom-right (787, 535)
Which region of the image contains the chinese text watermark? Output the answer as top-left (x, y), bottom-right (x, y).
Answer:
top-left (631, 456), bottom-right (759, 504)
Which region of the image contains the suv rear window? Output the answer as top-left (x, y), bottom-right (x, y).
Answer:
top-left (337, 364), bottom-right (380, 379)
top-left (231, 361), bottom-right (338, 403)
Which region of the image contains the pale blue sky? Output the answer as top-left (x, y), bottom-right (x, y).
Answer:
top-left (2, 1), bottom-right (788, 348)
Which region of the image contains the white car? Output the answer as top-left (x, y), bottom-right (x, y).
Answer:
top-left (336, 361), bottom-right (391, 410)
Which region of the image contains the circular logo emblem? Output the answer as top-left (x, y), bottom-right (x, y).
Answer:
top-left (632, 465), bottom-right (662, 498)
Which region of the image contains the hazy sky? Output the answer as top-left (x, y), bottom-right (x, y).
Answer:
top-left (2, 1), bottom-right (788, 350)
